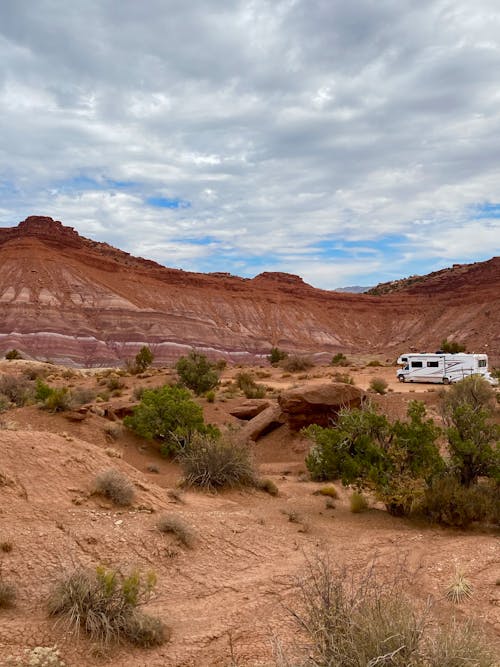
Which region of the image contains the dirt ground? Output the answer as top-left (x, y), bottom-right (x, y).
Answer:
top-left (0, 358), bottom-right (499, 666)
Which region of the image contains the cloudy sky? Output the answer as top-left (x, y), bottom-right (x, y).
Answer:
top-left (1, 0), bottom-right (500, 288)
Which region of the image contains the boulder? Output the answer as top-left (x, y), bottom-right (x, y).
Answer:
top-left (238, 405), bottom-right (286, 442)
top-left (278, 383), bottom-right (365, 431)
top-left (230, 400), bottom-right (270, 420)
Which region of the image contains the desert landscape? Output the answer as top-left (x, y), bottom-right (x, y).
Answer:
top-left (0, 350), bottom-right (499, 666)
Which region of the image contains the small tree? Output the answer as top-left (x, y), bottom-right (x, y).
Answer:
top-left (441, 376), bottom-right (499, 486)
top-left (124, 385), bottom-right (217, 456)
top-left (5, 349), bottom-right (22, 360)
top-left (440, 339), bottom-right (466, 353)
top-left (175, 351), bottom-right (220, 395)
top-left (134, 346), bottom-right (154, 373)
top-left (331, 352), bottom-right (348, 366)
top-left (268, 347), bottom-right (288, 365)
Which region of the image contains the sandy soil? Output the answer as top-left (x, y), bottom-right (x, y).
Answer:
top-left (0, 359), bottom-right (499, 666)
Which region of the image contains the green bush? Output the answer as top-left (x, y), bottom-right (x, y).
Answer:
top-left (419, 476), bottom-right (499, 527)
top-left (134, 346), bottom-right (154, 373)
top-left (441, 377), bottom-right (499, 486)
top-left (268, 347), bottom-right (288, 365)
top-left (5, 349), bottom-right (22, 360)
top-left (440, 338), bottom-right (466, 353)
top-left (175, 351), bottom-right (220, 395)
top-left (179, 435), bottom-right (257, 490)
top-left (305, 402), bottom-right (443, 516)
top-left (48, 567), bottom-right (166, 648)
top-left (350, 491), bottom-right (369, 513)
top-left (124, 385), bottom-right (218, 456)
top-left (331, 352), bottom-right (348, 366)
top-left (235, 372), bottom-right (266, 398)
top-left (369, 377), bottom-right (387, 394)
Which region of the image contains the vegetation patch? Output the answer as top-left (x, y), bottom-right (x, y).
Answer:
top-left (48, 567), bottom-right (167, 648)
top-left (93, 468), bottom-right (135, 506)
top-left (156, 513), bottom-right (195, 547)
top-left (175, 350), bottom-right (220, 395)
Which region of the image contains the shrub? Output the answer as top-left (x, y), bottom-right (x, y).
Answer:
top-left (369, 376), bottom-right (388, 394)
top-left (350, 491), bottom-right (369, 513)
top-left (0, 375), bottom-right (32, 406)
top-left (5, 349), bottom-right (22, 360)
top-left (103, 423), bottom-right (123, 441)
top-left (0, 394), bottom-right (10, 413)
top-left (205, 389), bottom-right (216, 403)
top-left (441, 376), bottom-right (499, 486)
top-left (235, 372), bottom-right (266, 398)
top-left (287, 557), bottom-right (495, 667)
top-left (43, 387), bottom-right (72, 413)
top-left (331, 352), bottom-right (348, 366)
top-left (93, 468), bottom-right (135, 506)
top-left (268, 347), bottom-right (288, 365)
top-left (179, 435), bottom-right (257, 490)
top-left (175, 350), bottom-right (220, 395)
top-left (134, 346), bottom-right (154, 373)
top-left (5, 645), bottom-right (66, 666)
top-left (106, 375), bottom-right (125, 391)
top-left (281, 355), bottom-right (314, 372)
top-left (419, 476), bottom-right (499, 527)
top-left (332, 371), bottom-right (354, 384)
top-left (313, 485), bottom-right (338, 498)
top-left (71, 387), bottom-right (96, 406)
top-left (156, 514), bottom-right (195, 547)
top-left (366, 359), bottom-right (382, 367)
top-left (256, 478), bottom-right (279, 496)
top-left (440, 338), bottom-right (466, 353)
top-left (124, 385), bottom-right (218, 456)
top-left (305, 401), bottom-right (443, 516)
top-left (47, 567), bottom-right (166, 647)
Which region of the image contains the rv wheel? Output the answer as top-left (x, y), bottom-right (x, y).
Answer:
top-left (443, 377), bottom-right (450, 385)
top-left (398, 375), bottom-right (405, 383)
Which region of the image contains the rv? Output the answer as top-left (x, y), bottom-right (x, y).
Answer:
top-left (396, 352), bottom-right (498, 385)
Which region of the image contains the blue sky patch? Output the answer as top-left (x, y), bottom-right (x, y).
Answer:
top-left (471, 202), bottom-right (500, 219)
top-left (146, 196), bottom-right (191, 209)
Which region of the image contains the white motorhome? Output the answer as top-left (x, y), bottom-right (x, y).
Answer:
top-left (396, 353), bottom-right (498, 385)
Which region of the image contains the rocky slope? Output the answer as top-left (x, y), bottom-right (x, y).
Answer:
top-left (0, 216), bottom-right (499, 366)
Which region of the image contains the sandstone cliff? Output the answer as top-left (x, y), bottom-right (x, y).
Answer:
top-left (0, 216), bottom-right (498, 365)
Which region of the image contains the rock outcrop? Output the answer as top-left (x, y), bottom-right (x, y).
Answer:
top-left (0, 216), bottom-right (499, 366)
top-left (278, 383), bottom-right (365, 431)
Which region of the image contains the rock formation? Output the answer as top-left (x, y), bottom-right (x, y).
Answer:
top-left (0, 216), bottom-right (499, 366)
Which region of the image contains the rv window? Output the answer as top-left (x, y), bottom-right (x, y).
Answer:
top-left (401, 357), bottom-right (408, 362)
top-left (411, 361), bottom-right (423, 368)
top-left (427, 361), bottom-right (439, 367)
top-left (478, 360), bottom-right (486, 368)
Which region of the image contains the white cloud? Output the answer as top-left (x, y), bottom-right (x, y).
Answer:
top-left (1, 0), bottom-right (500, 287)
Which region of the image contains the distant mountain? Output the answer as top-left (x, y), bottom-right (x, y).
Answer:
top-left (334, 285), bottom-right (372, 293)
top-left (0, 217), bottom-right (499, 366)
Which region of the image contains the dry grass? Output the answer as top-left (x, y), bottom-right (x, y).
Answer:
top-left (350, 491), bottom-right (369, 513)
top-left (92, 468), bottom-right (135, 506)
top-left (313, 485), bottom-right (339, 499)
top-left (445, 570), bottom-right (473, 604)
top-left (47, 567), bottom-right (167, 648)
top-left (156, 514), bottom-right (195, 548)
top-left (256, 478), bottom-right (279, 496)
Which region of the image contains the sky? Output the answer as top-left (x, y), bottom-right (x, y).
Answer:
top-left (1, 0), bottom-right (500, 289)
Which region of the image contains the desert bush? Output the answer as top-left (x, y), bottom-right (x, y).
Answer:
top-left (47, 567), bottom-right (166, 648)
top-left (0, 375), bottom-right (32, 406)
top-left (369, 376), bottom-right (388, 394)
top-left (440, 338), bottom-right (466, 353)
top-left (71, 387), bottom-right (96, 406)
top-left (331, 371), bottom-right (355, 385)
top-left (331, 352), bottom-right (348, 366)
top-left (124, 385), bottom-right (218, 456)
top-left (281, 355), bottom-right (314, 373)
top-left (268, 347), bottom-right (288, 365)
top-left (93, 468), bottom-right (135, 506)
top-left (43, 387), bottom-right (72, 412)
top-left (175, 350), bottom-right (220, 395)
top-left (256, 478), bottom-right (279, 496)
top-left (419, 476), bottom-right (499, 527)
top-left (106, 375), bottom-right (125, 391)
top-left (103, 423), bottom-right (123, 441)
top-left (350, 491), bottom-right (369, 513)
top-left (286, 557), bottom-right (495, 667)
top-left (313, 485), bottom-right (338, 498)
top-left (366, 359), bottom-right (382, 367)
top-left (179, 435), bottom-right (257, 490)
top-left (134, 346), bottom-right (154, 373)
top-left (205, 389), bottom-right (216, 403)
top-left (441, 376), bottom-right (499, 486)
top-left (156, 514), bottom-right (195, 547)
top-left (305, 401), bottom-right (443, 516)
top-left (1, 540), bottom-right (13, 552)
top-left (235, 372), bottom-right (266, 398)
top-left (5, 349), bottom-right (22, 360)
top-left (132, 386), bottom-right (146, 401)
top-left (0, 394), bottom-right (10, 413)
